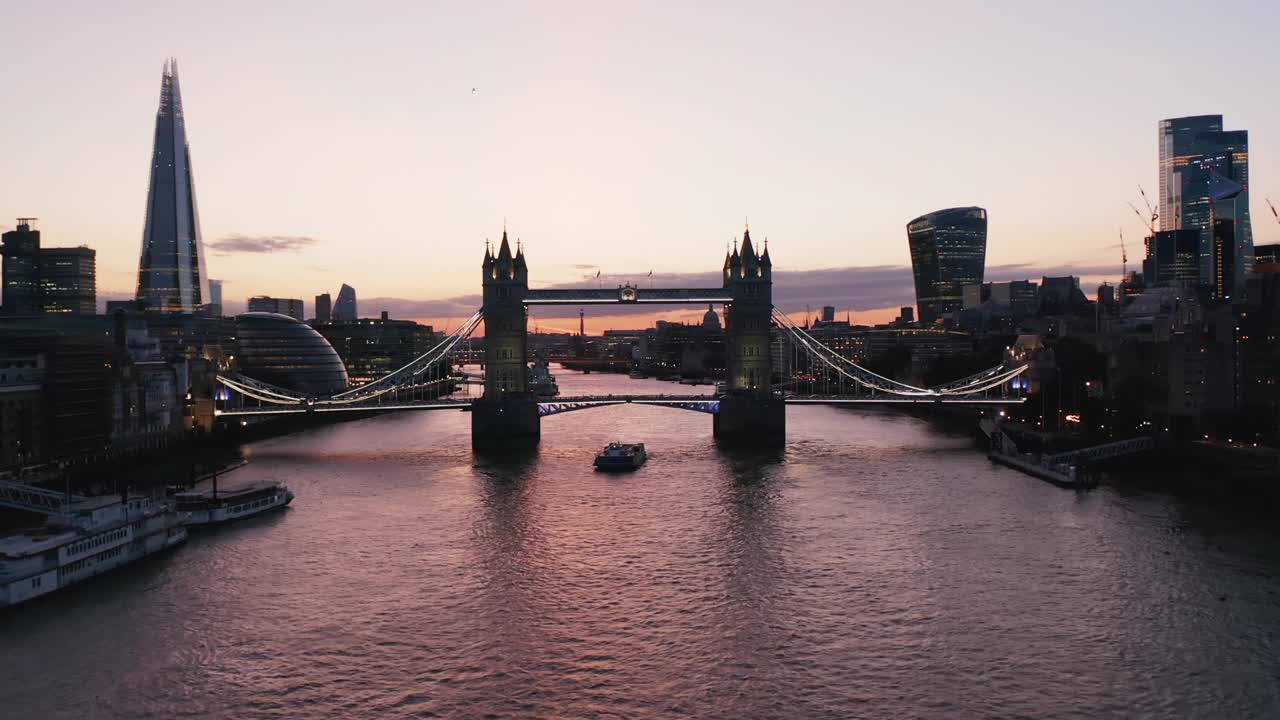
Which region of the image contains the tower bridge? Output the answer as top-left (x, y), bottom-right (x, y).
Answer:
top-left (214, 228), bottom-right (1029, 450)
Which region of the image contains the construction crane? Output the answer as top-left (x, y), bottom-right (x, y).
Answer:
top-left (1138, 185), bottom-right (1159, 230)
top-left (1268, 198), bottom-right (1279, 226)
top-left (1119, 228), bottom-right (1128, 282)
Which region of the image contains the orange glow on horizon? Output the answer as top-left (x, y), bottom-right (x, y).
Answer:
top-left (409, 305), bottom-right (904, 337)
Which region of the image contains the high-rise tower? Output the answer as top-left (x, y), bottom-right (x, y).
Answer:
top-left (1158, 115), bottom-right (1253, 282)
top-left (906, 207), bottom-right (988, 324)
top-left (136, 59), bottom-right (210, 313)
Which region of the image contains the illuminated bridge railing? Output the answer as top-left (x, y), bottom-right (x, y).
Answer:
top-left (772, 308), bottom-right (1029, 399)
top-left (524, 287), bottom-right (733, 305)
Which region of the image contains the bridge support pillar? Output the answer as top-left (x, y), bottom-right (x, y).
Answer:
top-left (471, 395), bottom-right (541, 452)
top-left (713, 394), bottom-right (785, 447)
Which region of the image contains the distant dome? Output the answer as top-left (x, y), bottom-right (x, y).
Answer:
top-left (234, 312), bottom-right (349, 394)
top-left (702, 304), bottom-right (721, 330)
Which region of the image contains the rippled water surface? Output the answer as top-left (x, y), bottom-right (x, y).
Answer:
top-left (3, 369), bottom-right (1279, 719)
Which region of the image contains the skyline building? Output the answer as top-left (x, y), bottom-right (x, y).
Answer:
top-left (1, 219), bottom-right (96, 316)
top-left (1142, 230), bottom-right (1201, 287)
top-left (332, 284), bottom-right (357, 321)
top-left (1158, 115), bottom-right (1253, 281)
top-left (906, 207), bottom-right (988, 323)
top-left (314, 293), bottom-right (332, 323)
top-left (1210, 174), bottom-right (1249, 301)
top-left (135, 59), bottom-right (210, 313)
top-left (247, 295), bottom-right (304, 321)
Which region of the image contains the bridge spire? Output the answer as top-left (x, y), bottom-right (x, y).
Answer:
top-left (741, 227), bottom-right (758, 277)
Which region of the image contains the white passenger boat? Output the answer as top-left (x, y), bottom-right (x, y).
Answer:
top-left (528, 359), bottom-right (560, 398)
top-left (594, 442), bottom-right (648, 471)
top-left (0, 495), bottom-right (188, 608)
top-left (174, 479), bottom-right (294, 526)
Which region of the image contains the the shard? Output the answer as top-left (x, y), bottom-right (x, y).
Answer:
top-left (135, 58), bottom-right (209, 313)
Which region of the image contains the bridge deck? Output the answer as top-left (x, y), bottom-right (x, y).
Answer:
top-left (214, 393), bottom-right (1024, 417)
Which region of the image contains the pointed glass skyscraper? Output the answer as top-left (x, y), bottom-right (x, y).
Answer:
top-left (135, 58), bottom-right (209, 313)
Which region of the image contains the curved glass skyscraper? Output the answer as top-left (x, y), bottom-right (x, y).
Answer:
top-left (135, 59), bottom-right (210, 313)
top-left (906, 207), bottom-right (988, 323)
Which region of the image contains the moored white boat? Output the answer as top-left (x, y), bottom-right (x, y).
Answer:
top-left (0, 494), bottom-right (187, 608)
top-left (174, 479), bottom-right (294, 526)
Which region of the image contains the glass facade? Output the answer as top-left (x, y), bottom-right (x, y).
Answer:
top-left (332, 284), bottom-right (358, 321)
top-left (136, 59), bottom-right (210, 313)
top-left (234, 313), bottom-right (349, 395)
top-left (1158, 116), bottom-right (1252, 281)
top-left (1210, 186), bottom-right (1249, 301)
top-left (906, 207), bottom-right (988, 323)
top-left (1142, 230), bottom-right (1200, 287)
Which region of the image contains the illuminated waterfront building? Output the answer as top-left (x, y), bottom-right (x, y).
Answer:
top-left (233, 312), bottom-right (349, 395)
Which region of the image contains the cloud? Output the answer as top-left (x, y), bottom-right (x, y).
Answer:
top-left (567, 263), bottom-right (597, 270)
top-left (206, 234), bottom-right (318, 255)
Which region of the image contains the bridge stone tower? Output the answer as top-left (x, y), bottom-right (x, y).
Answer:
top-left (716, 228), bottom-right (785, 446)
top-left (472, 231), bottom-right (540, 451)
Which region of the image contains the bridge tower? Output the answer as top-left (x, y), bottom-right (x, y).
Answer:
top-left (472, 231), bottom-right (540, 451)
top-left (716, 228), bottom-right (785, 446)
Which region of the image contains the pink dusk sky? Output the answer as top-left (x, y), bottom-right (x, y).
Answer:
top-left (2, 1), bottom-right (1278, 332)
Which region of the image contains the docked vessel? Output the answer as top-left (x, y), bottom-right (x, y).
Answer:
top-left (174, 478), bottom-right (294, 526)
top-left (528, 359), bottom-right (560, 398)
top-left (594, 442), bottom-right (648, 471)
top-left (0, 494), bottom-right (188, 608)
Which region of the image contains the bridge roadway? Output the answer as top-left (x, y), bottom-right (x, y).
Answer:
top-left (213, 393), bottom-right (1026, 417)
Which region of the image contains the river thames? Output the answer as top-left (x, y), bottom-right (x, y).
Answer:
top-left (2, 369), bottom-right (1278, 719)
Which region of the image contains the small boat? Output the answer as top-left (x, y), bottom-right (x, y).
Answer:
top-left (174, 477), bottom-right (295, 526)
top-left (594, 442), bottom-right (647, 471)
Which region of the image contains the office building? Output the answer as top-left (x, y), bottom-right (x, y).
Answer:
top-left (234, 313), bottom-right (349, 394)
top-left (2, 219), bottom-right (41, 315)
top-left (247, 295), bottom-right (304, 321)
top-left (906, 207), bottom-right (988, 323)
top-left (820, 306), bottom-right (836, 323)
top-left (332, 284), bottom-right (357, 321)
top-left (316, 314), bottom-right (438, 386)
top-left (1209, 174), bottom-right (1249, 301)
top-left (38, 248), bottom-right (96, 315)
top-left (1254, 244), bottom-right (1280, 269)
top-left (204, 278), bottom-right (223, 316)
top-left (2, 219), bottom-right (96, 316)
top-left (135, 59), bottom-right (211, 313)
top-left (1158, 115), bottom-right (1252, 281)
top-left (1142, 230), bottom-right (1200, 287)
top-left (314, 293), bottom-right (332, 323)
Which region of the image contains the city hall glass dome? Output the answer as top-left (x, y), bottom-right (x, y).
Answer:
top-left (234, 312), bottom-right (349, 395)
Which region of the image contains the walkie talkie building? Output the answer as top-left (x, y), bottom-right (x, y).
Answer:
top-left (135, 59), bottom-right (210, 313)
